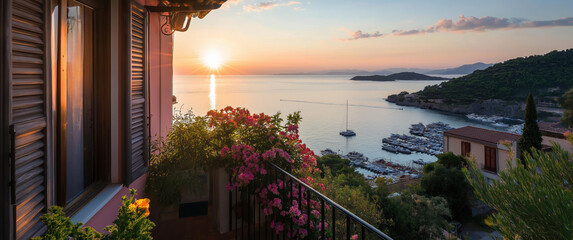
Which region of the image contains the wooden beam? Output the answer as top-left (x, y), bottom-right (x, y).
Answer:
top-left (145, 5), bottom-right (222, 12)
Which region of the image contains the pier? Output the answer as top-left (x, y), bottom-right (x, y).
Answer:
top-left (320, 149), bottom-right (422, 183)
top-left (381, 122), bottom-right (453, 156)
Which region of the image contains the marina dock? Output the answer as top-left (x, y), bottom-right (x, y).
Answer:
top-left (320, 149), bottom-right (422, 183)
top-left (381, 122), bottom-right (453, 156)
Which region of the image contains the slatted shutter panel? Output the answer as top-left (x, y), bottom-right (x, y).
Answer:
top-left (124, 0), bottom-right (148, 185)
top-left (10, 0), bottom-right (49, 239)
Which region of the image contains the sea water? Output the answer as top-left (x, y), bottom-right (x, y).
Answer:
top-left (174, 74), bottom-right (510, 166)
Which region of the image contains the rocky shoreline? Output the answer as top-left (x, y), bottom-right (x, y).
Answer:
top-left (386, 92), bottom-right (525, 119)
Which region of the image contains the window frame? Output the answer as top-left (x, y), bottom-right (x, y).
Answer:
top-left (461, 141), bottom-right (471, 157)
top-left (52, 0), bottom-right (111, 213)
top-left (484, 146), bottom-right (497, 173)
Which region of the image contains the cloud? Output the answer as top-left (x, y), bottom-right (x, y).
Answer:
top-left (287, 1), bottom-right (301, 6)
top-left (244, 0), bottom-right (302, 12)
top-left (344, 30), bottom-right (383, 41)
top-left (226, 0), bottom-right (243, 4)
top-left (391, 15), bottom-right (573, 36)
top-left (392, 29), bottom-right (424, 36)
top-left (221, 0), bottom-right (243, 9)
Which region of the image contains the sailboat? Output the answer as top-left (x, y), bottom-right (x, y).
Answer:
top-left (339, 100), bottom-right (356, 137)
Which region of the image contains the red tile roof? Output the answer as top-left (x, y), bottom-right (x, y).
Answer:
top-left (444, 126), bottom-right (521, 144)
top-left (538, 121), bottom-right (571, 135)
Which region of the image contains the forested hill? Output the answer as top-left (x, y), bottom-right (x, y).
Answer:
top-left (417, 49), bottom-right (573, 103)
top-left (351, 72), bottom-right (449, 81)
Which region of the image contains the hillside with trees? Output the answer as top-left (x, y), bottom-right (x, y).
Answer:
top-left (417, 49), bottom-right (573, 104)
top-left (351, 72), bottom-right (449, 81)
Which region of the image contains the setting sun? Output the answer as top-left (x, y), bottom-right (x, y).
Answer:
top-left (203, 52), bottom-right (223, 70)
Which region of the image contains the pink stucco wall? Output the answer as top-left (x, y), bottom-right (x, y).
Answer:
top-left (84, 174), bottom-right (147, 232)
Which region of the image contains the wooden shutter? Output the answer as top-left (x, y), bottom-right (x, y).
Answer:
top-left (461, 142), bottom-right (471, 157)
top-left (484, 146), bottom-right (497, 172)
top-left (1, 1), bottom-right (11, 239)
top-left (10, 0), bottom-right (50, 239)
top-left (124, 0), bottom-right (148, 185)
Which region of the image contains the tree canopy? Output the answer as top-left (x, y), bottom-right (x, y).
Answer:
top-left (559, 88), bottom-right (573, 127)
top-left (417, 49), bottom-right (573, 103)
top-left (420, 153), bottom-right (473, 221)
top-left (464, 142), bottom-right (573, 239)
top-left (518, 94), bottom-right (542, 155)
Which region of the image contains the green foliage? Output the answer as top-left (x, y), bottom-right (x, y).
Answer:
top-left (316, 155), bottom-right (371, 191)
top-left (388, 91), bottom-right (410, 102)
top-left (380, 192), bottom-right (451, 240)
top-left (419, 153), bottom-right (472, 220)
top-left (559, 88), bottom-right (573, 127)
top-left (33, 189), bottom-right (154, 240)
top-left (518, 94), bottom-right (542, 155)
top-left (145, 110), bottom-right (209, 206)
top-left (464, 144), bottom-right (573, 240)
top-left (146, 108), bottom-right (305, 206)
top-left (32, 206), bottom-right (103, 240)
top-left (317, 154), bottom-right (353, 176)
top-left (313, 158), bottom-right (453, 240)
top-left (435, 152), bottom-right (467, 169)
top-left (104, 189), bottom-right (155, 240)
top-left (561, 110), bottom-right (573, 128)
top-left (312, 168), bottom-right (387, 237)
top-left (416, 49), bottom-right (573, 103)
top-left (422, 162), bottom-right (437, 174)
top-left (420, 165), bottom-right (472, 220)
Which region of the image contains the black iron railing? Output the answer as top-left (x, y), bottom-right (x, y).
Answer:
top-left (228, 163), bottom-right (393, 240)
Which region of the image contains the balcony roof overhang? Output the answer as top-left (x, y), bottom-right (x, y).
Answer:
top-left (145, 0), bottom-right (227, 35)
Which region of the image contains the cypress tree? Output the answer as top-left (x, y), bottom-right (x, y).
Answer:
top-left (518, 94), bottom-right (542, 156)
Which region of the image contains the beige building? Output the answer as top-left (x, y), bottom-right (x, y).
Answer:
top-left (443, 126), bottom-right (520, 181)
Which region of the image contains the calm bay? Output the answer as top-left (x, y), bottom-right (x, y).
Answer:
top-left (174, 74), bottom-right (507, 167)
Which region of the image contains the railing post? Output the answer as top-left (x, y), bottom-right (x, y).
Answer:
top-left (332, 208), bottom-right (336, 240)
top-left (248, 183), bottom-right (251, 239)
top-left (321, 199), bottom-right (325, 239)
top-left (347, 215), bottom-right (351, 240)
top-left (306, 189), bottom-right (310, 239)
top-left (266, 163), bottom-right (392, 240)
top-left (289, 176), bottom-right (293, 238)
top-left (241, 186), bottom-right (244, 239)
top-left (229, 175), bottom-right (232, 234)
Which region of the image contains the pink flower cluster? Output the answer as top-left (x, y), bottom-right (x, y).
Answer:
top-left (209, 107), bottom-right (328, 239)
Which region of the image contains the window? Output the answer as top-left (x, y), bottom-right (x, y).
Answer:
top-left (52, 0), bottom-right (108, 210)
top-left (461, 141), bottom-right (471, 157)
top-left (484, 146), bottom-right (497, 172)
top-left (64, 0), bottom-right (95, 202)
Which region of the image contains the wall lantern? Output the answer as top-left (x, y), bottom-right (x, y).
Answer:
top-left (146, 0), bottom-right (227, 35)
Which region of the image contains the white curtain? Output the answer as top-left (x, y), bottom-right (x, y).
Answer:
top-left (65, 3), bottom-right (85, 201)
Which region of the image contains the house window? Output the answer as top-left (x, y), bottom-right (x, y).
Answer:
top-left (484, 146), bottom-right (497, 172)
top-left (461, 141), bottom-right (471, 157)
top-left (52, 0), bottom-right (108, 210)
top-left (64, 0), bottom-right (95, 202)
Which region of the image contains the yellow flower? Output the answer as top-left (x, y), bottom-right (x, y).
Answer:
top-left (130, 198), bottom-right (151, 217)
top-left (135, 198), bottom-right (150, 210)
top-left (143, 208), bottom-right (150, 217)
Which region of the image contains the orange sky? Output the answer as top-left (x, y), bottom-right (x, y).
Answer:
top-left (173, 1), bottom-right (573, 75)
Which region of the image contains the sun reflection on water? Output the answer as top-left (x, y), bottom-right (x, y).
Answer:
top-left (209, 74), bottom-right (216, 110)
